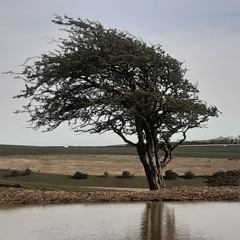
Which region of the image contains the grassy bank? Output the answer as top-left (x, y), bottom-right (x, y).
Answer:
top-left (0, 169), bottom-right (208, 192)
top-left (0, 144), bottom-right (239, 194)
top-left (1, 144), bottom-right (240, 159)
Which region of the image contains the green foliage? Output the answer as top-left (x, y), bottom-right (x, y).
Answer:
top-left (72, 171), bottom-right (89, 179)
top-left (184, 171), bottom-right (195, 179)
top-left (165, 170), bottom-right (178, 180)
top-left (207, 170), bottom-right (240, 186)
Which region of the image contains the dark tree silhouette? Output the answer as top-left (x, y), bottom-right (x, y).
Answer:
top-left (11, 16), bottom-right (220, 190)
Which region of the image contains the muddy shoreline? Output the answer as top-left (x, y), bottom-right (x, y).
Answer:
top-left (1, 186), bottom-right (239, 205)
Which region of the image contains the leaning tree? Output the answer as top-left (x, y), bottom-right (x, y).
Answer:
top-left (11, 16), bottom-right (219, 190)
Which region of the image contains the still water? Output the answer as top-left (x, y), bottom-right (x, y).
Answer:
top-left (0, 201), bottom-right (239, 240)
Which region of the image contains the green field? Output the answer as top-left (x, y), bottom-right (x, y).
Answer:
top-left (174, 144), bottom-right (240, 159)
top-left (0, 144), bottom-right (240, 159)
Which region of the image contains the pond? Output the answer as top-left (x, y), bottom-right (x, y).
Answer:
top-left (0, 201), bottom-right (239, 240)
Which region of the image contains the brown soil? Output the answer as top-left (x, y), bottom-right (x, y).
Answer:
top-left (0, 155), bottom-right (239, 176)
top-left (0, 186), bottom-right (239, 205)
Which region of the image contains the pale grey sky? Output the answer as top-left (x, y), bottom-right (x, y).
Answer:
top-left (1, 0), bottom-right (240, 146)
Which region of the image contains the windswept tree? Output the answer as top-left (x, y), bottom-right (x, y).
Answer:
top-left (11, 16), bottom-right (219, 190)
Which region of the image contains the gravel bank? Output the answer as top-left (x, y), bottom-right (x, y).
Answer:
top-left (0, 186), bottom-right (239, 205)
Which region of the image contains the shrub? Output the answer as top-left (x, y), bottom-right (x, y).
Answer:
top-left (24, 168), bottom-right (32, 175)
top-left (121, 170), bottom-right (133, 178)
top-left (207, 170), bottom-right (240, 186)
top-left (73, 171), bottom-right (89, 179)
top-left (184, 171), bottom-right (195, 179)
top-left (11, 170), bottom-right (20, 176)
top-left (165, 170), bottom-right (178, 180)
top-left (103, 171), bottom-right (110, 177)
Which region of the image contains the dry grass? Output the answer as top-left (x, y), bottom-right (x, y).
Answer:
top-left (0, 154), bottom-right (239, 176)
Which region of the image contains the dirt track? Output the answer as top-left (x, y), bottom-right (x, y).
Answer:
top-left (0, 154), bottom-right (239, 176)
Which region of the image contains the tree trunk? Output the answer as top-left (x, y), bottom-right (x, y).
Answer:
top-left (137, 146), bottom-right (165, 190)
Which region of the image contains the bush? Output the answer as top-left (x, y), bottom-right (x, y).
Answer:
top-left (165, 170), bottom-right (178, 180)
top-left (184, 171), bottom-right (195, 179)
top-left (11, 170), bottom-right (20, 176)
top-left (207, 170), bottom-right (240, 186)
top-left (24, 168), bottom-right (32, 175)
top-left (73, 171), bottom-right (89, 179)
top-left (103, 171), bottom-right (110, 177)
top-left (121, 171), bottom-right (133, 178)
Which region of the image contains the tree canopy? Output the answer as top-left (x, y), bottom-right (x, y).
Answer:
top-left (12, 16), bottom-right (220, 189)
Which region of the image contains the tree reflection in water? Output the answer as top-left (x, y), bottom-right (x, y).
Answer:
top-left (141, 202), bottom-right (177, 240)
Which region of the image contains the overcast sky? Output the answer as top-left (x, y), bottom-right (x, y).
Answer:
top-left (1, 0), bottom-right (240, 146)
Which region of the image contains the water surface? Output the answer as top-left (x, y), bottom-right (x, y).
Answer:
top-left (0, 202), bottom-right (239, 240)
